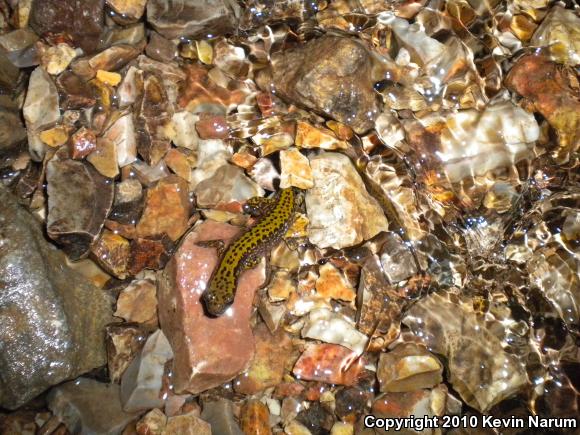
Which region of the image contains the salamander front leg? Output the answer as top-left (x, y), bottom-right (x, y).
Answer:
top-left (196, 239), bottom-right (226, 257)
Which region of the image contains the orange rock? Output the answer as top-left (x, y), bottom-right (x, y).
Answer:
top-left (293, 343), bottom-right (365, 386)
top-left (295, 121), bottom-right (348, 150)
top-left (40, 126), bottom-right (69, 147)
top-left (315, 263), bottom-right (356, 302)
top-left (178, 64), bottom-right (247, 111)
top-left (91, 229), bottom-right (130, 279)
top-left (234, 323), bottom-right (292, 394)
top-left (506, 55), bottom-right (580, 162)
top-left (164, 148), bottom-right (193, 182)
top-left (136, 176), bottom-right (190, 241)
top-left (129, 236), bottom-right (174, 275)
top-left (240, 400), bottom-right (272, 435)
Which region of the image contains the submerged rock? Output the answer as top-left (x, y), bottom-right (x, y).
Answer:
top-left (0, 186), bottom-right (113, 410)
top-left (234, 323), bottom-right (292, 395)
top-left (135, 175), bottom-right (190, 242)
top-left (147, 0), bottom-right (240, 40)
top-left (506, 55), bottom-right (580, 163)
top-left (306, 152), bottom-right (388, 249)
top-left (293, 343), bottom-right (365, 386)
top-left (403, 291), bottom-right (528, 412)
top-left (46, 153), bottom-right (114, 260)
top-left (200, 398), bottom-right (244, 435)
top-left (23, 66), bottom-right (60, 160)
top-left (29, 0), bottom-right (105, 54)
top-left (48, 378), bottom-right (140, 435)
top-left (377, 343), bottom-right (443, 392)
top-left (267, 36), bottom-right (379, 134)
top-left (120, 329), bottom-right (173, 412)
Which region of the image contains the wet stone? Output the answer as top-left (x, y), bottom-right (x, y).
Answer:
top-left (195, 113), bottom-right (229, 139)
top-left (91, 229), bottom-right (131, 279)
top-left (293, 343), bottom-right (365, 386)
top-left (46, 153), bottom-right (114, 260)
top-left (147, 0), bottom-right (240, 40)
top-left (23, 66), bottom-right (60, 160)
top-left (306, 152), bottom-right (389, 249)
top-left (296, 402), bottom-right (334, 435)
top-left (335, 388), bottom-right (368, 423)
top-left (29, 0), bottom-right (105, 54)
top-left (102, 112), bottom-right (137, 168)
top-left (0, 186), bottom-right (113, 410)
top-left (194, 164), bottom-right (264, 209)
top-left (403, 291), bottom-right (528, 412)
top-left (267, 36), bottom-right (379, 134)
top-left (0, 106), bottom-right (26, 155)
top-left (69, 127), bottom-right (97, 160)
top-left (120, 329), bottom-right (174, 413)
top-left (234, 323), bottom-right (293, 395)
top-left (106, 323), bottom-right (150, 384)
top-left (135, 74), bottom-right (172, 166)
top-left (87, 137), bottom-right (120, 178)
top-left (506, 55), bottom-right (580, 163)
top-left (377, 343), bottom-right (443, 393)
top-left (145, 32), bottom-right (177, 63)
top-left (158, 221), bottom-right (265, 394)
top-left (200, 398), bottom-right (244, 435)
top-left (0, 28), bottom-right (39, 68)
top-left (129, 236), bottom-right (174, 275)
top-left (136, 175), bottom-right (190, 242)
top-left (115, 279), bottom-right (158, 324)
top-left (240, 400), bottom-right (272, 435)
top-left (48, 378), bottom-right (141, 435)
top-left (165, 411), bottom-right (211, 435)
top-left (106, 0), bottom-right (147, 21)
top-left (37, 42), bottom-right (78, 75)
top-left (135, 408), bottom-right (167, 435)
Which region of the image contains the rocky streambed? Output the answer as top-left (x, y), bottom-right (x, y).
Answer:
top-left (0, 0), bottom-right (579, 434)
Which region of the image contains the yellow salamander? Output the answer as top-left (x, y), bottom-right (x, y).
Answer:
top-left (202, 187), bottom-right (298, 316)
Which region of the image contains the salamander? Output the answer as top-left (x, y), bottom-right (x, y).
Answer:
top-left (202, 187), bottom-right (298, 316)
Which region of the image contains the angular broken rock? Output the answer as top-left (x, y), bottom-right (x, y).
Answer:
top-left (234, 322), bottom-right (293, 395)
top-left (23, 66), bottom-right (60, 160)
top-left (120, 329), bottom-right (174, 413)
top-left (306, 152), bottom-right (389, 249)
top-left (147, 0), bottom-right (240, 40)
top-left (267, 36), bottom-right (379, 134)
top-left (158, 220), bottom-right (266, 394)
top-left (29, 0), bottom-right (105, 54)
top-left (377, 343), bottom-right (443, 393)
top-left (106, 323), bottom-right (151, 384)
top-left (0, 186), bottom-right (113, 410)
top-left (47, 153), bottom-right (115, 260)
top-left (135, 175), bottom-right (190, 242)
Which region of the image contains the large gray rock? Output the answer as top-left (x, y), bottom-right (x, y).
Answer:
top-left (147, 0), bottom-right (240, 40)
top-left (0, 186), bottom-right (113, 410)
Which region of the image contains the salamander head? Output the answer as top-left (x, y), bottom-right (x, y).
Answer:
top-left (201, 281), bottom-right (234, 317)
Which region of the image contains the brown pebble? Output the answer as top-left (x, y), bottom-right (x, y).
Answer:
top-left (240, 400), bottom-right (272, 435)
top-left (69, 126), bottom-right (97, 160)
